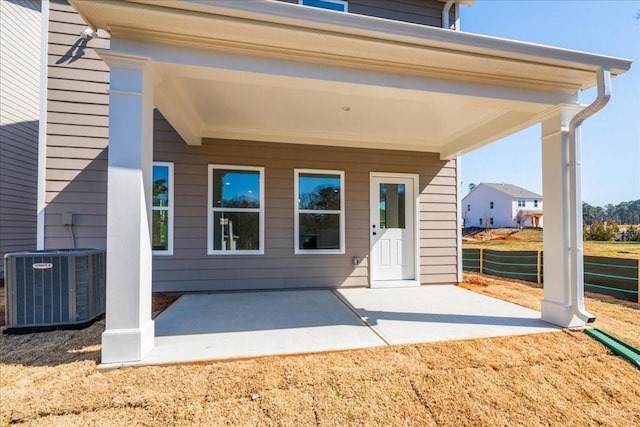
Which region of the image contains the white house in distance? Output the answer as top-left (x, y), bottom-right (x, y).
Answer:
top-left (463, 183), bottom-right (543, 228)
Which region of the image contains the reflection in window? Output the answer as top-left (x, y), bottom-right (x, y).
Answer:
top-left (299, 0), bottom-right (347, 12)
top-left (208, 165), bottom-right (264, 254)
top-left (152, 163), bottom-right (173, 255)
top-left (295, 170), bottom-right (344, 253)
top-left (379, 183), bottom-right (405, 229)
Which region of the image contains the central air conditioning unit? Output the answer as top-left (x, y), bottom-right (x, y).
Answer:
top-left (3, 249), bottom-right (106, 332)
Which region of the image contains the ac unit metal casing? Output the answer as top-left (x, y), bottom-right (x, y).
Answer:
top-left (4, 249), bottom-right (106, 331)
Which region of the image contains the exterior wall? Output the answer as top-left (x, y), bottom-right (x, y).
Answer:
top-left (41, 1), bottom-right (459, 291)
top-left (0, 0), bottom-right (42, 270)
top-left (463, 185), bottom-right (543, 228)
top-left (276, 0), bottom-right (446, 27)
top-left (153, 112), bottom-right (459, 291)
top-left (43, 0), bottom-right (110, 250)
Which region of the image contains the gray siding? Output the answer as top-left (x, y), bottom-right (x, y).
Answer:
top-left (43, 1), bottom-right (459, 291)
top-left (43, 0), bottom-right (110, 250)
top-left (0, 0), bottom-right (42, 269)
top-left (276, 0), bottom-right (446, 27)
top-left (153, 112), bottom-right (458, 292)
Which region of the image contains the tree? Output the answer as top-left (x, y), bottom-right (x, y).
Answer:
top-left (468, 183), bottom-right (476, 194)
top-left (585, 220), bottom-right (616, 241)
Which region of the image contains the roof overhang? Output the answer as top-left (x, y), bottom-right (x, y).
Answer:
top-left (70, 0), bottom-right (631, 159)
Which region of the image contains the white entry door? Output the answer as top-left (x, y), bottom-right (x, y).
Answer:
top-left (370, 174), bottom-right (419, 288)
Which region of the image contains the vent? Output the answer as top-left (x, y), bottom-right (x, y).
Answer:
top-left (3, 249), bottom-right (105, 331)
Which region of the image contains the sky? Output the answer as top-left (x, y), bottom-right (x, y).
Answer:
top-left (459, 0), bottom-right (640, 207)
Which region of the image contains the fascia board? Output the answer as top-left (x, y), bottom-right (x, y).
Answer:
top-left (69, 0), bottom-right (631, 89)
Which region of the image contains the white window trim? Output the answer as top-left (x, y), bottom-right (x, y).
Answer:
top-left (298, 0), bottom-right (348, 12)
top-left (294, 169), bottom-right (345, 255)
top-left (152, 162), bottom-right (174, 256)
top-left (207, 164), bottom-right (265, 256)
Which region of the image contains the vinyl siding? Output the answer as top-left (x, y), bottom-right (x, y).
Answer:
top-left (43, 0), bottom-right (110, 250)
top-left (152, 111), bottom-right (458, 292)
top-left (0, 0), bottom-right (41, 269)
top-left (276, 0), bottom-right (445, 27)
top-left (42, 2), bottom-right (460, 290)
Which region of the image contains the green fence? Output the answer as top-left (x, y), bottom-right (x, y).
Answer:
top-left (462, 248), bottom-right (639, 302)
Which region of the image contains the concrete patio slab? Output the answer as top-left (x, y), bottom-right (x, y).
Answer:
top-left (126, 285), bottom-right (561, 367)
top-left (337, 285), bottom-right (561, 345)
top-left (142, 289), bottom-right (385, 365)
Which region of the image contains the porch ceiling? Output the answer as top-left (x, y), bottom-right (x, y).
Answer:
top-left (71, 0), bottom-right (631, 159)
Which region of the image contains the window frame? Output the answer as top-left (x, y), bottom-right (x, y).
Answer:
top-left (207, 164), bottom-right (265, 256)
top-left (152, 162), bottom-right (174, 256)
top-left (298, 0), bottom-right (348, 12)
top-left (294, 168), bottom-right (345, 255)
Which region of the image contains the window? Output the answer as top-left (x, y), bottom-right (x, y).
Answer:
top-left (299, 0), bottom-right (347, 12)
top-left (490, 201), bottom-right (494, 209)
top-left (518, 199), bottom-right (526, 207)
top-left (534, 200), bottom-right (539, 208)
top-left (490, 217), bottom-right (494, 225)
top-left (479, 218), bottom-right (483, 226)
top-left (152, 162), bottom-right (173, 255)
top-left (295, 169), bottom-right (345, 254)
top-left (208, 165), bottom-right (264, 255)
top-left (467, 204), bottom-right (471, 211)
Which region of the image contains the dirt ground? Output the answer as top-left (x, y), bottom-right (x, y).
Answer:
top-left (2, 276), bottom-right (640, 426)
top-left (463, 228), bottom-right (640, 258)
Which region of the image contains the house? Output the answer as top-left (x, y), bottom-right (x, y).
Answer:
top-left (0, 0), bottom-right (631, 365)
top-left (0, 0), bottom-right (42, 275)
top-left (463, 183), bottom-right (543, 228)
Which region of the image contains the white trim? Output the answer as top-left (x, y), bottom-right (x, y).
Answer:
top-left (369, 172), bottom-right (420, 287)
top-left (294, 169), bottom-right (345, 255)
top-left (152, 162), bottom-right (174, 256)
top-left (36, 0), bottom-right (49, 250)
top-left (207, 164), bottom-right (265, 255)
top-left (298, 0), bottom-right (348, 13)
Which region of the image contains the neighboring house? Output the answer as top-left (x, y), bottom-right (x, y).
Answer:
top-left (463, 183), bottom-right (543, 229)
top-left (0, 0), bottom-right (42, 275)
top-left (0, 0), bottom-right (630, 364)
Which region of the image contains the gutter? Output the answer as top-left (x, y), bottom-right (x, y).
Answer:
top-left (568, 67), bottom-right (611, 323)
top-left (442, 0), bottom-right (455, 30)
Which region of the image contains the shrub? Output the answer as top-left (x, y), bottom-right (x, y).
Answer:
top-left (623, 225), bottom-right (640, 242)
top-left (585, 220), bottom-right (614, 241)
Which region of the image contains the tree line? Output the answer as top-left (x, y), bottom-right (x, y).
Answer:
top-left (583, 200), bottom-right (640, 225)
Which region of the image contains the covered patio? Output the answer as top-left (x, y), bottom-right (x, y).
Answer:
top-left (109, 285), bottom-right (560, 367)
top-left (68, 0), bottom-right (631, 366)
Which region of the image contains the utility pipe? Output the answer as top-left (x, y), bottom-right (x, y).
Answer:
top-left (442, 0), bottom-right (455, 30)
top-left (568, 66), bottom-right (611, 323)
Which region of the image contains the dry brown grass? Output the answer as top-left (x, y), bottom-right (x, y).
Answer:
top-left (463, 228), bottom-right (640, 258)
top-left (2, 279), bottom-right (640, 426)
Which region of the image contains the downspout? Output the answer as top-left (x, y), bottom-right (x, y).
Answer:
top-left (568, 66), bottom-right (611, 323)
top-left (442, 0), bottom-right (455, 30)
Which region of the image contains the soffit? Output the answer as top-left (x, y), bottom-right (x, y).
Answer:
top-left (69, 0), bottom-right (632, 158)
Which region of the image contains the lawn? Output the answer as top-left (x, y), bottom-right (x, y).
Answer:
top-left (463, 228), bottom-right (640, 258)
top-left (1, 277), bottom-right (639, 426)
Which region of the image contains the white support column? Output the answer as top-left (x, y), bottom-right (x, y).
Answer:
top-left (99, 53), bottom-right (155, 364)
top-left (540, 104), bottom-right (584, 328)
